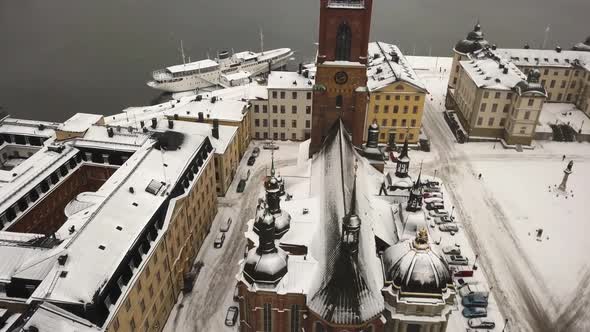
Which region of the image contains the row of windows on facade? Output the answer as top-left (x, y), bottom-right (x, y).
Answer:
top-left (271, 91), bottom-right (313, 100)
top-left (374, 104), bottom-right (420, 114)
top-left (374, 94), bottom-right (422, 102)
top-left (0, 134), bottom-right (46, 146)
top-left (522, 67), bottom-right (587, 79)
top-left (479, 101), bottom-right (537, 113)
top-left (380, 132), bottom-right (415, 141)
top-left (254, 132), bottom-right (311, 141)
top-left (254, 119), bottom-right (311, 129)
top-left (254, 104), bottom-right (312, 115)
top-left (373, 118), bottom-right (418, 128)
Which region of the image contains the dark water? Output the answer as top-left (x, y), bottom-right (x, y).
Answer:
top-left (1, 0), bottom-right (588, 122)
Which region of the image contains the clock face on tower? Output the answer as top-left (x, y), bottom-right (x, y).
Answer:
top-left (334, 71), bottom-right (348, 85)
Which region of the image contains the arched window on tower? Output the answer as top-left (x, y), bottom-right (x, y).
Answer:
top-left (336, 95), bottom-right (343, 108)
top-left (314, 321), bottom-right (326, 332)
top-left (335, 22), bottom-right (352, 61)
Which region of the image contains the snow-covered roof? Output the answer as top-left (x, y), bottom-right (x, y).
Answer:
top-left (166, 59), bottom-right (219, 74)
top-left (21, 302), bottom-right (101, 331)
top-left (0, 118), bottom-right (58, 137)
top-left (200, 82), bottom-right (269, 101)
top-left (460, 58), bottom-right (526, 91)
top-left (29, 129), bottom-right (211, 305)
top-left (267, 71), bottom-right (314, 91)
top-left (367, 42), bottom-right (427, 92)
top-left (152, 120), bottom-right (237, 155)
top-left (167, 98), bottom-right (248, 122)
top-left (57, 113), bottom-right (103, 133)
top-left (222, 70), bottom-right (251, 81)
top-left (492, 48), bottom-right (590, 70)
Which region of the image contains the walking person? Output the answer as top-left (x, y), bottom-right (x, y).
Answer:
top-left (562, 154), bottom-right (566, 161)
top-left (478, 173), bottom-right (482, 180)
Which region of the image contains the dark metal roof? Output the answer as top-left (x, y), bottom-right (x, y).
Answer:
top-left (307, 121), bottom-right (383, 325)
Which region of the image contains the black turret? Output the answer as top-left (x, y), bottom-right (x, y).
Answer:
top-left (395, 137), bottom-right (410, 178)
top-left (406, 164), bottom-right (423, 212)
top-left (366, 120), bottom-right (379, 148)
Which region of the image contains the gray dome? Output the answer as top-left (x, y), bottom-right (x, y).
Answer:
top-left (273, 210), bottom-right (291, 238)
top-left (243, 247), bottom-right (288, 285)
top-left (382, 230), bottom-right (452, 294)
top-left (455, 24), bottom-right (489, 54)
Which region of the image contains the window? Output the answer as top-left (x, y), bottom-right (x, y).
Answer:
top-left (264, 132), bottom-right (268, 139)
top-left (380, 133), bottom-right (385, 139)
top-left (401, 119), bottom-right (407, 127)
top-left (280, 105), bottom-right (285, 113)
top-left (544, 69), bottom-right (549, 75)
top-left (140, 299), bottom-right (146, 313)
top-left (254, 105), bottom-right (259, 113)
top-left (520, 126), bottom-right (526, 134)
top-left (414, 95), bottom-right (420, 101)
top-left (392, 119), bottom-right (397, 126)
top-left (480, 103), bottom-right (487, 112)
top-left (488, 117), bottom-right (494, 126)
top-left (336, 95), bottom-right (343, 108)
top-left (503, 104), bottom-right (510, 113)
top-left (280, 132), bottom-right (285, 140)
top-left (291, 305), bottom-right (300, 332)
top-left (273, 119), bottom-right (278, 127)
top-left (541, 80), bottom-right (546, 87)
top-left (292, 120), bottom-right (297, 128)
top-left (393, 105), bottom-right (399, 113)
top-left (557, 93), bottom-right (563, 101)
top-left (280, 91), bottom-right (285, 99)
top-left (130, 318), bottom-right (136, 331)
top-left (553, 71), bottom-right (558, 76)
top-left (306, 106), bottom-right (311, 114)
top-left (374, 105), bottom-right (379, 113)
top-left (411, 119), bottom-right (416, 127)
top-left (527, 98), bottom-right (534, 107)
top-left (273, 132), bottom-right (278, 140)
top-left (550, 80), bottom-right (556, 88)
top-left (263, 303), bottom-right (272, 332)
top-left (395, 95), bottom-right (400, 100)
top-left (280, 120), bottom-right (285, 128)
top-left (500, 118), bottom-right (506, 126)
top-left (383, 105), bottom-right (389, 113)
top-left (272, 105), bottom-right (278, 113)
top-left (263, 119), bottom-right (268, 127)
top-left (381, 119), bottom-right (387, 126)
top-left (491, 104), bottom-right (498, 113)
top-left (403, 106), bottom-right (408, 114)
top-left (409, 133), bottom-right (414, 140)
top-left (335, 23), bottom-right (352, 61)
top-left (483, 91), bottom-right (490, 98)
top-left (149, 285), bottom-right (154, 297)
top-left (255, 119), bottom-right (260, 127)
top-left (571, 81), bottom-right (576, 89)
top-left (305, 120), bottom-right (311, 128)
top-left (306, 92), bottom-right (312, 100)
top-left (567, 93), bottom-right (572, 101)
top-left (524, 111), bottom-right (531, 120)
top-left (494, 92), bottom-right (501, 99)
top-left (477, 117), bottom-right (483, 126)
top-left (292, 133), bottom-right (297, 140)
top-left (405, 95), bottom-right (410, 101)
top-left (272, 91), bottom-right (277, 99)
top-left (292, 105), bottom-right (297, 114)
top-left (263, 105), bottom-right (268, 113)
top-left (375, 95), bottom-right (381, 100)
top-left (386, 95), bottom-right (391, 100)
top-left (565, 70), bottom-right (570, 76)
top-left (407, 324), bottom-right (421, 332)
top-left (255, 132), bottom-right (260, 139)
top-left (292, 92), bottom-right (297, 99)
top-left (561, 81), bottom-right (566, 88)
top-left (412, 106), bottom-right (418, 114)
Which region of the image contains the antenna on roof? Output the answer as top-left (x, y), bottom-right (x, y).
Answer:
top-left (542, 25), bottom-right (551, 49)
top-left (180, 40), bottom-right (186, 64)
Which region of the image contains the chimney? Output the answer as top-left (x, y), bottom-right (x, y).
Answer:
top-left (298, 63), bottom-right (303, 74)
top-left (524, 43), bottom-right (530, 49)
top-left (174, 113), bottom-right (179, 120)
top-left (211, 96), bottom-right (217, 103)
top-left (198, 112), bottom-right (204, 122)
top-left (168, 119), bottom-right (174, 129)
top-left (195, 95), bottom-right (203, 102)
top-left (151, 118), bottom-right (157, 129)
top-left (140, 120), bottom-right (145, 128)
top-left (503, 67), bottom-right (509, 74)
top-left (212, 119), bottom-right (219, 139)
top-left (492, 44), bottom-right (497, 50)
top-left (107, 127), bottom-right (114, 138)
top-left (555, 46), bottom-right (562, 53)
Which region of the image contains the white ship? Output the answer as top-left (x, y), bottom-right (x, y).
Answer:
top-left (147, 45), bottom-right (293, 92)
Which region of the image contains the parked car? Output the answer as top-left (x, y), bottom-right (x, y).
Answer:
top-left (428, 209), bottom-right (449, 218)
top-left (247, 156), bottom-right (256, 166)
top-left (462, 307), bottom-right (487, 318)
top-left (263, 142), bottom-right (279, 150)
top-left (459, 283), bottom-right (490, 298)
top-left (424, 197), bottom-right (444, 204)
top-left (423, 192), bottom-right (443, 199)
top-left (213, 232), bottom-right (226, 248)
top-left (435, 216), bottom-right (454, 225)
top-left (468, 318), bottom-right (495, 329)
top-left (426, 202), bottom-right (445, 210)
top-left (439, 223), bottom-right (459, 232)
top-left (442, 246), bottom-right (461, 255)
top-left (447, 255), bottom-right (469, 265)
top-left (225, 306), bottom-right (239, 326)
top-left (237, 179), bottom-right (247, 193)
top-left (423, 186), bottom-right (441, 193)
top-left (251, 147), bottom-right (260, 157)
top-left (220, 218), bottom-right (232, 232)
top-left (452, 265), bottom-right (474, 277)
top-left (462, 294), bottom-right (489, 308)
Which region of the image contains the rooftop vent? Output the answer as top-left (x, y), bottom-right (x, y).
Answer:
top-left (116, 226), bottom-right (123, 231)
top-left (198, 112), bottom-right (204, 122)
top-left (556, 46), bottom-right (562, 53)
top-left (59, 271), bottom-right (68, 278)
top-left (132, 202), bottom-right (138, 207)
top-left (98, 245), bottom-right (106, 250)
top-left (168, 119), bottom-right (174, 129)
top-left (142, 127), bottom-right (148, 133)
top-left (195, 95), bottom-right (203, 102)
top-left (140, 120), bottom-right (145, 128)
top-left (58, 254), bottom-right (68, 265)
top-left (495, 78), bottom-right (501, 83)
top-left (492, 44), bottom-right (497, 50)
top-left (129, 186), bottom-right (134, 193)
top-left (38, 124), bottom-right (45, 131)
top-left (211, 96), bottom-right (217, 103)
top-left (212, 119), bottom-right (220, 139)
top-left (524, 43), bottom-right (530, 49)
top-left (292, 80), bottom-right (298, 86)
top-left (107, 127), bottom-right (114, 138)
top-left (503, 68), bottom-right (509, 74)
top-left (48, 144), bottom-right (65, 153)
top-left (146, 179), bottom-right (165, 195)
top-left (376, 67), bottom-right (383, 74)
top-left (151, 118), bottom-right (157, 129)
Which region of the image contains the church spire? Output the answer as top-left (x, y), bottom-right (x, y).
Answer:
top-left (395, 136), bottom-right (411, 178)
top-left (406, 161), bottom-right (423, 212)
top-left (342, 159), bottom-right (361, 254)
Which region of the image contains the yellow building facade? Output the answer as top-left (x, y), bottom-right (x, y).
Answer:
top-left (366, 82), bottom-right (427, 144)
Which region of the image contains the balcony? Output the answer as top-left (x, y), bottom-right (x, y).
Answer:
top-left (327, 0), bottom-right (365, 9)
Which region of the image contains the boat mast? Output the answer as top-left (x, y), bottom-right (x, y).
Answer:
top-left (260, 27), bottom-right (265, 55)
top-left (180, 40), bottom-right (186, 64)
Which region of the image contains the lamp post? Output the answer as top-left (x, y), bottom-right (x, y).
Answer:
top-left (502, 318), bottom-right (509, 332)
top-left (472, 254), bottom-right (479, 270)
top-left (433, 169), bottom-right (437, 181)
top-left (450, 206), bottom-right (455, 220)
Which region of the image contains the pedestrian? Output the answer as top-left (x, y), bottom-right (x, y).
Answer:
top-left (478, 173), bottom-right (482, 180)
top-left (562, 154), bottom-right (566, 161)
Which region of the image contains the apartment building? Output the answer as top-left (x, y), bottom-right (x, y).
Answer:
top-left (366, 42), bottom-right (428, 144)
top-left (251, 71), bottom-right (314, 141)
top-left (454, 56), bottom-right (546, 145)
top-left (0, 115), bottom-right (218, 332)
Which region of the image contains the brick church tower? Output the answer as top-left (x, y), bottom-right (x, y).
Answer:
top-left (310, 0), bottom-right (373, 156)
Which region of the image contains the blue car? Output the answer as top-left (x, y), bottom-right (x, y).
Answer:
top-left (462, 307), bottom-right (487, 318)
top-left (462, 294), bottom-right (489, 308)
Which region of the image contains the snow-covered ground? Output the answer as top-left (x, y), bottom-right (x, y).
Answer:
top-left (416, 55), bottom-right (590, 331)
top-left (537, 102), bottom-right (590, 134)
